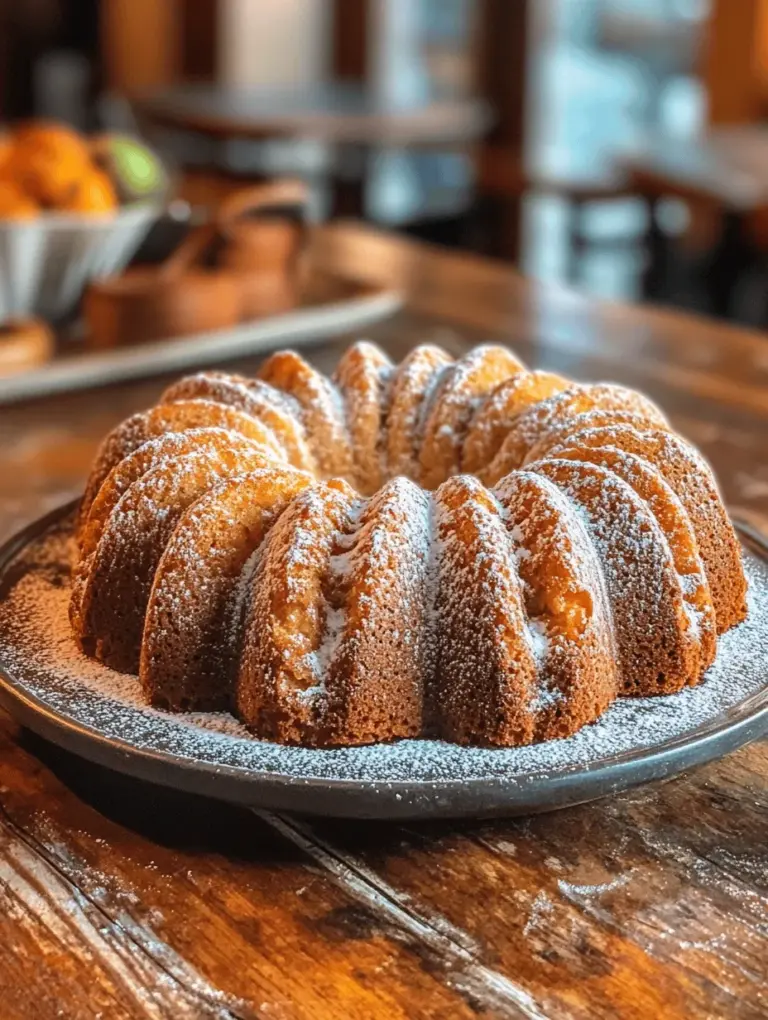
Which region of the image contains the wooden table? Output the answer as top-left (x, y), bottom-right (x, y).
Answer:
top-left (621, 126), bottom-right (768, 211)
top-left (1, 223), bottom-right (767, 1020)
top-left (620, 126), bottom-right (768, 313)
top-left (134, 82), bottom-right (492, 219)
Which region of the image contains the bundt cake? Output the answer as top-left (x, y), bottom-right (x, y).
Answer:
top-left (69, 341), bottom-right (748, 748)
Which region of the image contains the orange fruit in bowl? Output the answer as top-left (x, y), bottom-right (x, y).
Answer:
top-left (60, 168), bottom-right (118, 215)
top-left (0, 132), bottom-right (14, 175)
top-left (6, 121), bottom-right (92, 207)
top-left (0, 179), bottom-right (38, 219)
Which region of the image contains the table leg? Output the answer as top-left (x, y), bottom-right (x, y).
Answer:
top-left (703, 210), bottom-right (755, 319)
top-left (331, 143), bottom-right (367, 219)
top-left (565, 198), bottom-right (586, 287)
top-left (640, 196), bottom-right (668, 302)
top-left (331, 176), bottom-right (366, 219)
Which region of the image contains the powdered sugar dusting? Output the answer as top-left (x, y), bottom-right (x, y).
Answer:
top-left (527, 619), bottom-right (550, 665)
top-left (2, 517), bottom-right (766, 792)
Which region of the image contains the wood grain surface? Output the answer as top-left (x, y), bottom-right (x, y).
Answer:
top-left (0, 223), bottom-right (767, 1019)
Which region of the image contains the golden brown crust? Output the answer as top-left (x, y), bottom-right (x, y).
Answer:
top-left (462, 370), bottom-right (566, 475)
top-left (322, 477), bottom-right (431, 745)
top-left (531, 458), bottom-right (700, 696)
top-left (523, 409), bottom-right (671, 465)
top-left (236, 480), bottom-right (362, 744)
top-left (257, 350), bottom-right (354, 480)
top-left (141, 466), bottom-right (311, 711)
top-left (78, 428), bottom-right (270, 558)
top-left (431, 476), bottom-right (538, 745)
top-left (79, 399), bottom-right (285, 527)
top-left (418, 345), bottom-right (525, 490)
top-left (384, 344), bottom-right (453, 481)
top-left (333, 341), bottom-right (394, 496)
top-left (72, 443), bottom-right (271, 672)
top-left (543, 445), bottom-right (717, 678)
top-left (160, 373), bottom-right (315, 472)
top-left (493, 471), bottom-right (619, 740)
top-left (481, 384), bottom-right (668, 485)
top-left (541, 424), bottom-right (747, 633)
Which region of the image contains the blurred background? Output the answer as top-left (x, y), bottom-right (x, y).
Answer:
top-left (3, 0), bottom-right (768, 326)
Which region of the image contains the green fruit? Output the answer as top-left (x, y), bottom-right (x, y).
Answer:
top-left (92, 133), bottom-right (167, 204)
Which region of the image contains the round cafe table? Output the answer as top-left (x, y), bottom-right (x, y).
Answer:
top-left (618, 125), bottom-right (768, 315)
top-left (134, 81), bottom-right (493, 217)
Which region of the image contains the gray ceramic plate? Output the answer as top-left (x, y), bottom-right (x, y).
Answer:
top-left (0, 502), bottom-right (767, 820)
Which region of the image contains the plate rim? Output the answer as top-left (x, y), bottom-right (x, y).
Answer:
top-left (0, 500), bottom-right (767, 819)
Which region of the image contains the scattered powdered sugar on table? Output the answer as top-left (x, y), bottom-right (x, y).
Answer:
top-left (0, 516), bottom-right (767, 789)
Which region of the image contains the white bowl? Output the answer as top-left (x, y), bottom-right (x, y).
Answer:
top-left (0, 201), bottom-right (161, 321)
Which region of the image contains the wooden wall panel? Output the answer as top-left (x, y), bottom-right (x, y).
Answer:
top-left (704, 0), bottom-right (763, 124)
top-left (101, 0), bottom-right (182, 92)
top-left (331, 0), bottom-right (370, 80)
top-left (181, 0), bottom-right (219, 81)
